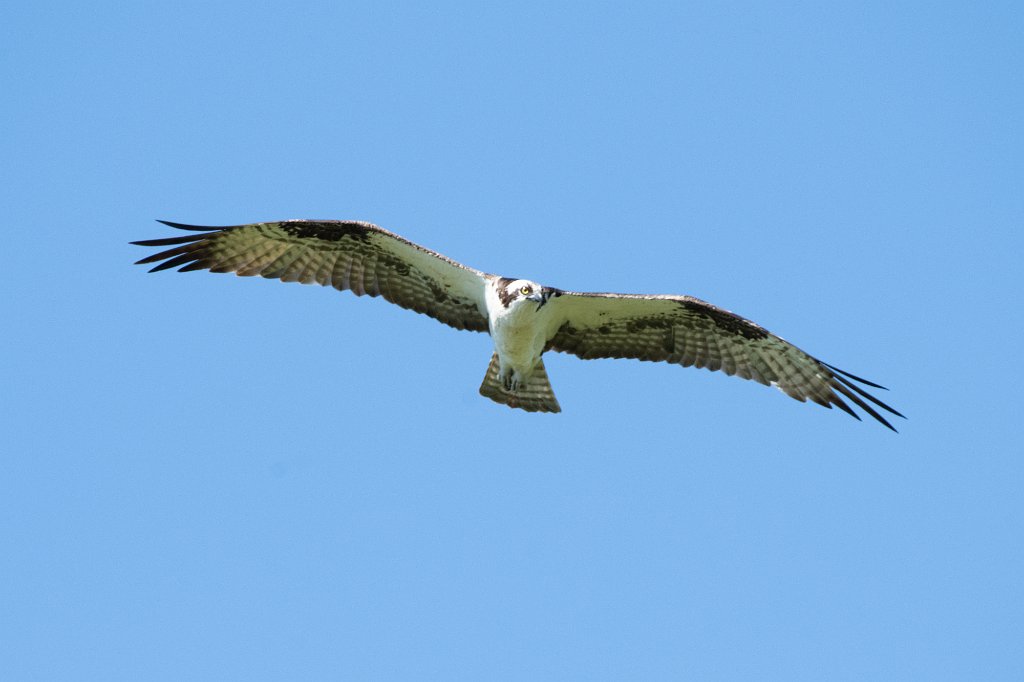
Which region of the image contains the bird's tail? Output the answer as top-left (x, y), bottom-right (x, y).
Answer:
top-left (479, 353), bottom-right (561, 413)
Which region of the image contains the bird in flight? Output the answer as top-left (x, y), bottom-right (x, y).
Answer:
top-left (133, 219), bottom-right (903, 430)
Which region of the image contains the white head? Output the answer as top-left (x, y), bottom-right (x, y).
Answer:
top-left (496, 277), bottom-right (558, 311)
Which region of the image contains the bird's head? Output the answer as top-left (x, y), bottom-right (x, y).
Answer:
top-left (497, 278), bottom-right (559, 311)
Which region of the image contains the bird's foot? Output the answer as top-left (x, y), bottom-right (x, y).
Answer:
top-left (499, 369), bottom-right (525, 393)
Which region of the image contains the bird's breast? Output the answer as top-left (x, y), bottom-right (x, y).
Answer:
top-left (490, 306), bottom-right (548, 366)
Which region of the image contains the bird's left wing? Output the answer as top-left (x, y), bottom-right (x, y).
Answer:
top-left (544, 291), bottom-right (904, 430)
top-left (133, 220), bottom-right (492, 332)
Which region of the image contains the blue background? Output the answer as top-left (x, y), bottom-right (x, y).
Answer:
top-left (3, 2), bottom-right (1021, 679)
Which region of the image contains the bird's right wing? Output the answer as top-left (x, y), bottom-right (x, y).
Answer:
top-left (133, 220), bottom-right (493, 332)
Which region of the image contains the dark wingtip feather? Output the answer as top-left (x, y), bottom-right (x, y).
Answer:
top-left (813, 359), bottom-right (906, 430)
top-left (133, 222), bottom-right (223, 271)
top-left (831, 372), bottom-right (906, 420)
top-left (806, 357), bottom-right (905, 430)
top-left (829, 393), bottom-right (863, 422)
top-left (156, 219), bottom-right (224, 232)
top-left (877, 419), bottom-right (899, 433)
top-left (821, 361), bottom-right (888, 390)
top-left (134, 243), bottom-right (198, 265)
top-left (831, 381), bottom-right (899, 432)
top-left (131, 234), bottom-right (207, 247)
top-left (146, 252), bottom-right (201, 272)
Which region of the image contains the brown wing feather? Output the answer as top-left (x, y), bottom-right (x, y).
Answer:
top-left (132, 220), bottom-right (491, 332)
top-left (545, 291), bottom-right (904, 430)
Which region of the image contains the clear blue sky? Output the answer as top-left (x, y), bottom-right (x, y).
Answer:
top-left (2, 2), bottom-right (1021, 679)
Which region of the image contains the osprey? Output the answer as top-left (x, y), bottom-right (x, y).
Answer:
top-left (133, 220), bottom-right (904, 430)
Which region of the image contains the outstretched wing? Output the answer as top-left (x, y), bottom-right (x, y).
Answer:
top-left (133, 220), bottom-right (492, 332)
top-left (544, 291), bottom-right (904, 430)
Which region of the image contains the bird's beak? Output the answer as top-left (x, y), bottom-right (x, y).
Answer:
top-left (528, 291), bottom-right (548, 311)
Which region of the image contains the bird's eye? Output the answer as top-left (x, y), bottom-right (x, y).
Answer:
top-left (520, 286), bottom-right (531, 295)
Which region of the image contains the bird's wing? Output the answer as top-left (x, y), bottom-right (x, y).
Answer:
top-left (133, 220), bottom-right (492, 332)
top-left (544, 291), bottom-right (904, 430)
